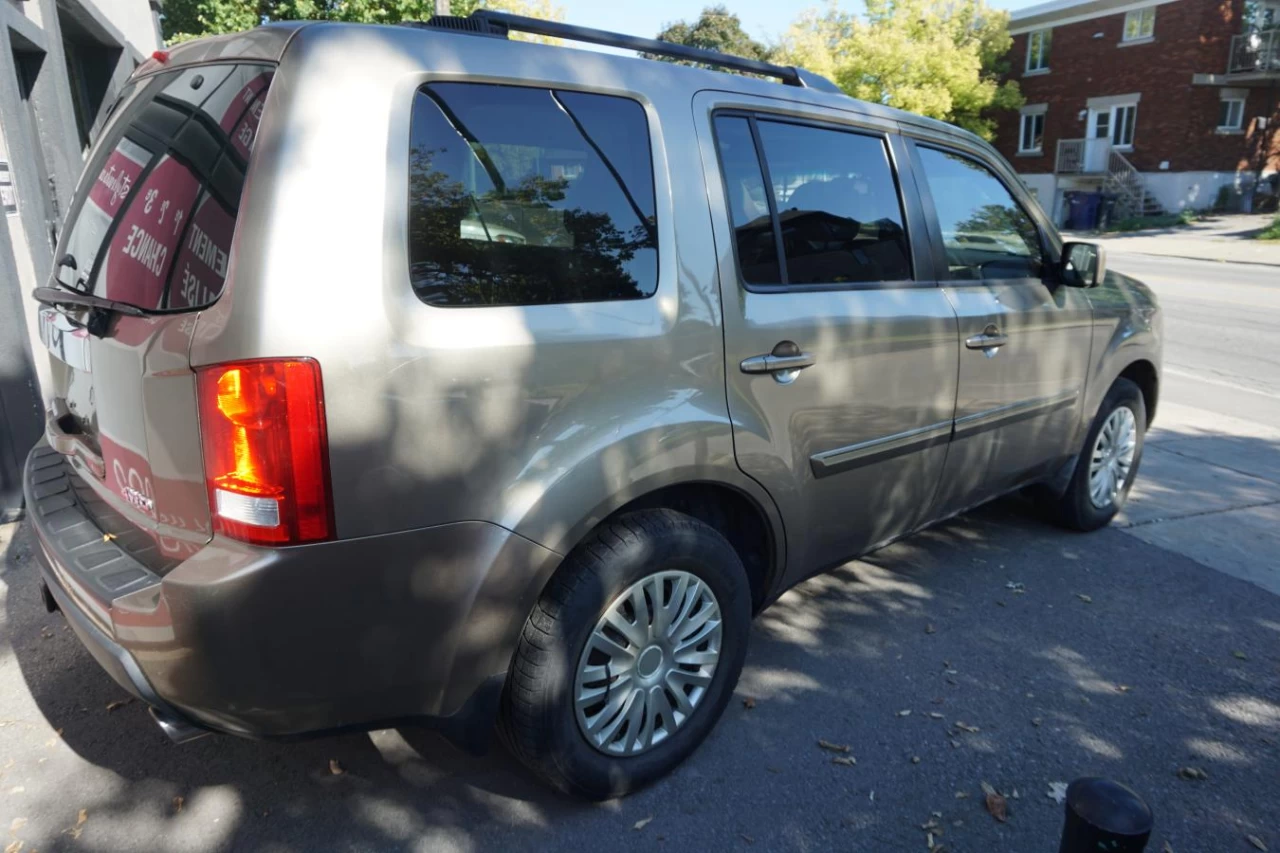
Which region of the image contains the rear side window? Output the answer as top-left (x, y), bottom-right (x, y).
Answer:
top-left (714, 114), bottom-right (912, 288)
top-left (56, 64), bottom-right (272, 310)
top-left (407, 83), bottom-right (658, 307)
top-left (915, 146), bottom-right (1043, 281)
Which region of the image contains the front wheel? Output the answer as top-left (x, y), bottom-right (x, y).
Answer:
top-left (498, 509), bottom-right (752, 799)
top-left (1042, 377), bottom-right (1147, 531)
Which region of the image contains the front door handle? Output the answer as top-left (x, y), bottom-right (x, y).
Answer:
top-left (740, 352), bottom-right (816, 374)
top-left (965, 325), bottom-right (1009, 351)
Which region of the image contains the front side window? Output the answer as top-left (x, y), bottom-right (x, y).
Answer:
top-left (56, 64), bottom-right (272, 310)
top-left (1019, 111), bottom-right (1046, 153)
top-left (1219, 98), bottom-right (1245, 130)
top-left (1123, 7), bottom-right (1156, 41)
top-left (916, 147), bottom-right (1043, 282)
top-left (714, 115), bottom-right (912, 287)
top-left (406, 83), bottom-right (657, 307)
top-left (1026, 29), bottom-right (1052, 72)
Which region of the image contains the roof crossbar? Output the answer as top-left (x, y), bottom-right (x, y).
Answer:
top-left (406, 11), bottom-right (843, 94)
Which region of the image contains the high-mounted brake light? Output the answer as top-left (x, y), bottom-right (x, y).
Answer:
top-left (196, 358), bottom-right (333, 546)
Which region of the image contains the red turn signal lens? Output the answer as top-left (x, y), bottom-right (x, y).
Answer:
top-left (195, 358), bottom-right (333, 546)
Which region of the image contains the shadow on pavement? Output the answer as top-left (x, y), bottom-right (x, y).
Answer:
top-left (3, 466), bottom-right (1278, 850)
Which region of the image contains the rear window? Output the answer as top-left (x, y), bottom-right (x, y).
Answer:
top-left (56, 63), bottom-right (272, 311)
top-left (406, 83), bottom-right (658, 307)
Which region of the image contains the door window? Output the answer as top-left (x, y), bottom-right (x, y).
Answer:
top-left (406, 83), bottom-right (658, 307)
top-left (713, 114), bottom-right (912, 287)
top-left (916, 146), bottom-right (1043, 281)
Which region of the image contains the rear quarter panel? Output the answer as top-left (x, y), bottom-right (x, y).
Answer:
top-left (189, 25), bottom-right (774, 567)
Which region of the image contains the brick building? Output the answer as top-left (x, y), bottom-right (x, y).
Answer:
top-left (993, 0), bottom-right (1280, 224)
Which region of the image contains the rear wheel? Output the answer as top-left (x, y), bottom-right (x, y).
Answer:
top-left (499, 509), bottom-right (751, 799)
top-left (1041, 377), bottom-right (1146, 531)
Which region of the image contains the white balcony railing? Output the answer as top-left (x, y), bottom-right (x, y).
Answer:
top-left (1229, 28), bottom-right (1280, 74)
top-left (1055, 138), bottom-right (1112, 174)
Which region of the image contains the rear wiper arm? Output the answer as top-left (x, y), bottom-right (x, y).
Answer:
top-left (32, 286), bottom-right (146, 337)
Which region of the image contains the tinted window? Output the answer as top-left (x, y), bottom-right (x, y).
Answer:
top-left (407, 83), bottom-right (658, 307)
top-left (917, 147), bottom-right (1043, 281)
top-left (714, 115), bottom-right (781, 285)
top-left (57, 64), bottom-right (271, 310)
top-left (757, 120), bottom-right (911, 285)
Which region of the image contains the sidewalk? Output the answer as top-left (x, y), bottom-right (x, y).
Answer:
top-left (1064, 213), bottom-right (1280, 266)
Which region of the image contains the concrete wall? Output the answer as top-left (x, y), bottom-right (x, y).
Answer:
top-left (0, 0), bottom-right (159, 516)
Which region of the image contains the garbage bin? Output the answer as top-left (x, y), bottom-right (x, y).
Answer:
top-left (1097, 194), bottom-right (1119, 231)
top-left (1064, 191), bottom-right (1099, 230)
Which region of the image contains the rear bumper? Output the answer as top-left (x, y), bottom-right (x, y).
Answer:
top-left (24, 442), bottom-right (560, 745)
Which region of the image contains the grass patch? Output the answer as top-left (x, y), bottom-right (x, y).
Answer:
top-left (1105, 209), bottom-right (1199, 233)
top-left (1256, 216), bottom-right (1280, 241)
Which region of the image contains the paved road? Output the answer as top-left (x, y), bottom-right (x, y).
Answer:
top-left (2, 254), bottom-right (1278, 852)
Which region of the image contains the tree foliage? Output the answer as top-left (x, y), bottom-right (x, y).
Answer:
top-left (773, 0), bottom-right (1022, 140)
top-left (648, 5), bottom-right (770, 64)
top-left (162, 0), bottom-right (563, 45)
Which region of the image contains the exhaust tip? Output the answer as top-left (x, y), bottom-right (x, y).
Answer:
top-left (40, 582), bottom-right (60, 614)
top-left (149, 706), bottom-right (210, 744)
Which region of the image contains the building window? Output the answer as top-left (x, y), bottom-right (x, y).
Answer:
top-left (1218, 98), bottom-right (1245, 131)
top-left (1122, 7), bottom-right (1156, 42)
top-left (1113, 104), bottom-right (1138, 148)
top-left (1026, 29), bottom-right (1051, 72)
top-left (1019, 111), bottom-right (1046, 153)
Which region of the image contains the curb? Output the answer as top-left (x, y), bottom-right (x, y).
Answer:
top-left (1103, 249), bottom-right (1280, 269)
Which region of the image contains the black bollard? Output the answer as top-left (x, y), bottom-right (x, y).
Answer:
top-left (1058, 777), bottom-right (1153, 853)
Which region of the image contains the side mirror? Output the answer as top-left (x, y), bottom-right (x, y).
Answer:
top-left (1061, 241), bottom-right (1107, 288)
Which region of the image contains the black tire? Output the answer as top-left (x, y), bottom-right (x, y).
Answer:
top-left (498, 508), bottom-right (752, 799)
top-left (1042, 377), bottom-right (1147, 531)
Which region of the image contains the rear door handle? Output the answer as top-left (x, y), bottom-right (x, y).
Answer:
top-left (740, 352), bottom-right (816, 374)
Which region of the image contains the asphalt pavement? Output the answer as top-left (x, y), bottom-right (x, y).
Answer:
top-left (2, 252), bottom-right (1278, 852)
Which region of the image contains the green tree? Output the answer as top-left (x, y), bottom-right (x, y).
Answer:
top-left (162, 0), bottom-right (563, 45)
top-left (774, 0), bottom-right (1022, 140)
top-left (647, 4), bottom-right (770, 65)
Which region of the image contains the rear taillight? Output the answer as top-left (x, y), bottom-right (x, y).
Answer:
top-left (195, 358), bottom-right (333, 546)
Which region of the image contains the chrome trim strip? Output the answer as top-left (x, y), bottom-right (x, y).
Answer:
top-left (810, 420), bottom-right (954, 479)
top-left (953, 389), bottom-right (1079, 439)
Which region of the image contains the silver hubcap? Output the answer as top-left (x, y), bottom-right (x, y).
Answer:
top-left (1089, 406), bottom-right (1137, 509)
top-left (574, 570), bottom-right (722, 756)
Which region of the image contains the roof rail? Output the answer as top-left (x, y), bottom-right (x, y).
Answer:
top-left (404, 11), bottom-right (844, 94)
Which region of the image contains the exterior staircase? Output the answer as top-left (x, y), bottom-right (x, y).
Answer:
top-left (1102, 149), bottom-right (1163, 219)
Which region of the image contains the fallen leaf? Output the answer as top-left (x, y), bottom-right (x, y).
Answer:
top-left (927, 831), bottom-right (935, 848)
top-left (1117, 685), bottom-right (1132, 693)
top-left (1246, 835), bottom-right (1267, 851)
top-left (102, 532), bottom-right (117, 542)
top-left (925, 624), bottom-right (936, 634)
top-left (633, 816), bottom-right (653, 831)
top-left (1032, 717), bottom-right (1043, 727)
top-left (980, 781), bottom-right (998, 797)
top-left (1233, 651), bottom-right (1248, 661)
top-left (740, 833), bottom-right (754, 844)
top-left (955, 791), bottom-right (970, 799)
top-left (1005, 582), bottom-right (1024, 591)
top-left (1047, 782), bottom-right (1068, 804)
top-left (1162, 842), bottom-right (1174, 853)
top-left (984, 792), bottom-right (1008, 823)
top-left (328, 759), bottom-right (344, 776)
top-left (9, 818), bottom-right (26, 832)
top-left (897, 710), bottom-right (912, 717)
top-left (911, 756), bottom-right (921, 764)
top-left (954, 722), bottom-right (980, 733)
top-left (929, 712), bottom-right (944, 719)
top-left (4, 841), bottom-right (22, 853)
top-left (742, 696), bottom-right (756, 710)
top-left (173, 796), bottom-right (184, 814)
top-left (1076, 594), bottom-right (1093, 604)
top-left (818, 739), bottom-right (851, 754)
top-left (105, 699), bottom-right (133, 712)
top-left (831, 756), bottom-right (856, 766)
top-left (931, 845), bottom-right (949, 853)
top-left (63, 809), bottom-right (87, 839)
top-left (996, 600), bottom-right (1006, 607)
top-left (869, 790), bottom-right (875, 802)
top-left (1176, 766), bottom-right (1208, 781)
